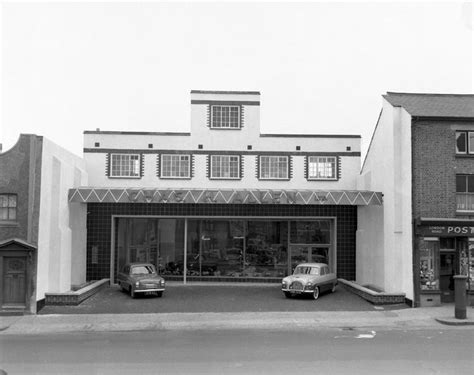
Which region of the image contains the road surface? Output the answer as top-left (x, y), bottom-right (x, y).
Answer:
top-left (1, 327), bottom-right (473, 374)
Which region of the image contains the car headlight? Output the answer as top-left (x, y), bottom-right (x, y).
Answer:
top-left (160, 280), bottom-right (165, 286)
top-left (135, 281), bottom-right (140, 287)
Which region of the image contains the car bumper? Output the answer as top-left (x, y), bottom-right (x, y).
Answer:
top-left (135, 288), bottom-right (165, 293)
top-left (281, 287), bottom-right (315, 294)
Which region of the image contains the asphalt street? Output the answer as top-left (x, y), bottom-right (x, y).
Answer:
top-left (1, 328), bottom-right (473, 374)
top-left (38, 284), bottom-right (407, 315)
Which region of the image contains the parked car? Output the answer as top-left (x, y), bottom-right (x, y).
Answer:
top-left (117, 263), bottom-right (165, 298)
top-left (281, 263), bottom-right (337, 300)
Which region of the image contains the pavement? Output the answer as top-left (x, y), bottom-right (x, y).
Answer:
top-left (1, 284), bottom-right (473, 335)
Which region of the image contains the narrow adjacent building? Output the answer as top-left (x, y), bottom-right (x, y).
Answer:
top-left (70, 90), bottom-right (382, 285)
top-left (0, 135), bottom-right (87, 314)
top-left (358, 92), bottom-right (474, 307)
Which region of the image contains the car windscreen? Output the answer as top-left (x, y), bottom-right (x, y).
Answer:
top-left (294, 266), bottom-right (320, 276)
top-left (131, 265), bottom-right (155, 275)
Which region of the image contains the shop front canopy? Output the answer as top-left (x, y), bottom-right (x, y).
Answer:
top-left (68, 188), bottom-right (383, 206)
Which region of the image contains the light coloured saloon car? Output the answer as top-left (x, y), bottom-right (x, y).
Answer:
top-left (281, 263), bottom-right (337, 300)
top-left (118, 263), bottom-right (165, 298)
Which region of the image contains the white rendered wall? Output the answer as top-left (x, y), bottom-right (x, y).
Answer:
top-left (357, 102), bottom-right (413, 298)
top-left (37, 139), bottom-right (88, 300)
top-left (357, 99), bottom-right (413, 300)
top-left (84, 92), bottom-right (361, 190)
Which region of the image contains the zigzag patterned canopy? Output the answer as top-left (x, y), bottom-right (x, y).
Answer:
top-left (68, 188), bottom-right (383, 206)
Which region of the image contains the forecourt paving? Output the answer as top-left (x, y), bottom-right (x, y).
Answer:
top-left (1, 306), bottom-right (473, 335)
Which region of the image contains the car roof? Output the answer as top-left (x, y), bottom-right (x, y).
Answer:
top-left (125, 263), bottom-right (156, 267)
top-left (296, 263), bottom-right (328, 268)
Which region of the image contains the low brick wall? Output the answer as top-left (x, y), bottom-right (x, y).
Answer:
top-left (338, 279), bottom-right (406, 305)
top-left (45, 279), bottom-right (109, 306)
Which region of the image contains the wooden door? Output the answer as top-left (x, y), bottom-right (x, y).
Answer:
top-left (3, 257), bottom-right (26, 306)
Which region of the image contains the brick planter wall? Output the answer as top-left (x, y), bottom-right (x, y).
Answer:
top-left (45, 279), bottom-right (109, 306)
top-left (339, 279), bottom-right (406, 305)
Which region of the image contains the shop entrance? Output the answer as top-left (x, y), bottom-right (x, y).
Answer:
top-left (439, 238), bottom-right (469, 303)
top-left (439, 249), bottom-right (456, 303)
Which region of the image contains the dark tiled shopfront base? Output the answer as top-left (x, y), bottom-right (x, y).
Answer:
top-left (86, 204), bottom-right (357, 282)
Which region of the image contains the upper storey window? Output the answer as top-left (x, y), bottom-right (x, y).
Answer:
top-left (0, 194), bottom-right (17, 221)
top-left (456, 174), bottom-right (474, 212)
top-left (456, 131), bottom-right (474, 155)
top-left (307, 156), bottom-right (338, 180)
top-left (110, 154), bottom-right (141, 178)
top-left (161, 154), bottom-right (190, 179)
top-left (259, 156), bottom-right (289, 180)
top-left (211, 105), bottom-right (240, 129)
top-left (210, 155), bottom-right (241, 179)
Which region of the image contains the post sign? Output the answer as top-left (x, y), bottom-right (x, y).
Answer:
top-left (419, 225), bottom-right (474, 237)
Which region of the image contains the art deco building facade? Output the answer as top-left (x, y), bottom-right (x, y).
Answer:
top-left (70, 90), bottom-right (382, 285)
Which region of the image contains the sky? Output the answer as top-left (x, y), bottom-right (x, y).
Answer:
top-left (1, 1), bottom-right (473, 158)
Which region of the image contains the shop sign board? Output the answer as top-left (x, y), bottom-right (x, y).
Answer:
top-left (419, 225), bottom-right (474, 237)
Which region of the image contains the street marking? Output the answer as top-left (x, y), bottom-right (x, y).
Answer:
top-left (355, 330), bottom-right (376, 339)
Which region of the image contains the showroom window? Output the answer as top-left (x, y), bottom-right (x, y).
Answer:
top-left (307, 156), bottom-right (338, 180)
top-left (0, 194), bottom-right (17, 221)
top-left (210, 155), bottom-right (240, 179)
top-left (259, 156), bottom-right (289, 180)
top-left (110, 154), bottom-right (141, 178)
top-left (161, 154), bottom-right (190, 179)
top-left (456, 174), bottom-right (474, 212)
top-left (211, 105), bottom-right (240, 129)
top-left (419, 238), bottom-right (440, 290)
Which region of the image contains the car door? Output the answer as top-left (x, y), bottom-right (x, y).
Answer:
top-left (320, 266), bottom-right (331, 291)
top-left (118, 265), bottom-right (129, 287)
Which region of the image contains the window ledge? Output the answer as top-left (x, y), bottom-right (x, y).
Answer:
top-left (0, 221), bottom-right (19, 227)
top-left (258, 178), bottom-right (291, 181)
top-left (209, 127), bottom-right (242, 130)
top-left (108, 176), bottom-right (142, 179)
top-left (160, 177), bottom-right (192, 180)
top-left (419, 290), bottom-right (441, 294)
top-left (455, 154), bottom-right (474, 158)
top-left (209, 178), bottom-right (242, 181)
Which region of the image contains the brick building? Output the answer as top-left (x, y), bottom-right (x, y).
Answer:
top-left (357, 92), bottom-right (474, 307)
top-left (0, 134), bottom-right (87, 314)
top-left (69, 90), bottom-right (383, 285)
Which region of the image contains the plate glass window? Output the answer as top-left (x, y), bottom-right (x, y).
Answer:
top-left (260, 156), bottom-right (288, 179)
top-left (211, 155), bottom-right (240, 179)
top-left (111, 154), bottom-right (140, 177)
top-left (211, 105), bottom-right (240, 129)
top-left (456, 174), bottom-right (474, 212)
top-left (161, 154), bottom-right (190, 178)
top-left (0, 194), bottom-right (17, 220)
top-left (308, 156), bottom-right (337, 180)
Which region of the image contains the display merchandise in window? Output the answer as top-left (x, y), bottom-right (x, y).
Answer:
top-left (419, 239), bottom-right (440, 290)
top-left (469, 239), bottom-right (474, 290)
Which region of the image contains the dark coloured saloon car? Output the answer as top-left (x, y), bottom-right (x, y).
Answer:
top-left (281, 263), bottom-right (337, 300)
top-left (117, 263), bottom-right (165, 298)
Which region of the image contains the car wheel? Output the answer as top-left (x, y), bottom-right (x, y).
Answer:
top-left (120, 282), bottom-right (127, 292)
top-left (331, 283), bottom-right (336, 293)
top-left (130, 286), bottom-right (135, 298)
top-left (156, 291), bottom-right (163, 298)
top-left (312, 286), bottom-right (320, 300)
top-left (284, 291), bottom-right (292, 298)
